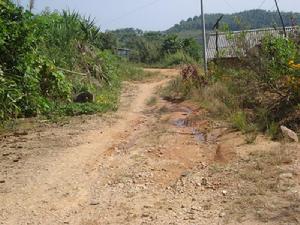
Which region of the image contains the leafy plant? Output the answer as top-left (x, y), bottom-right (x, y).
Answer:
top-left (0, 1), bottom-right (124, 124)
top-left (231, 111), bottom-right (255, 133)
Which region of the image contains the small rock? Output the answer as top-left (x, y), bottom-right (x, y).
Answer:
top-left (181, 171), bottom-right (189, 177)
top-left (191, 206), bottom-right (200, 211)
top-left (219, 212), bottom-right (226, 218)
top-left (279, 173), bottom-right (293, 179)
top-left (0, 180), bottom-right (5, 184)
top-left (2, 152), bottom-right (11, 157)
top-left (13, 158), bottom-right (20, 163)
top-left (201, 177), bottom-right (208, 186)
top-left (141, 213), bottom-right (149, 218)
top-left (222, 190), bottom-right (228, 196)
top-left (90, 200), bottom-right (100, 206)
top-left (14, 131), bottom-right (29, 136)
top-left (189, 216), bottom-right (195, 220)
top-left (281, 126), bottom-right (299, 142)
top-left (118, 183), bottom-right (125, 189)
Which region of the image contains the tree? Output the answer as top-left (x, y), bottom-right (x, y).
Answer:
top-left (182, 38), bottom-right (201, 61)
top-left (162, 35), bottom-right (182, 54)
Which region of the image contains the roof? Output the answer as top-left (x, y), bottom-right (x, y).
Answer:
top-left (207, 26), bottom-right (296, 60)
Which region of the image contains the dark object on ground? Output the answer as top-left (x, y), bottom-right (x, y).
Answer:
top-left (162, 96), bottom-right (185, 103)
top-left (74, 92), bottom-right (94, 103)
top-left (181, 64), bottom-right (207, 87)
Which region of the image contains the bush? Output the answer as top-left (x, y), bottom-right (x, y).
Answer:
top-left (208, 32), bottom-right (300, 135)
top-left (0, 69), bottom-right (22, 121)
top-left (159, 77), bottom-right (193, 101)
top-left (197, 82), bottom-right (238, 118)
top-left (163, 51), bottom-right (198, 67)
top-left (231, 111), bottom-right (255, 133)
top-left (118, 62), bottom-right (144, 81)
top-left (59, 102), bottom-right (115, 116)
top-left (0, 1), bottom-right (124, 124)
top-left (0, 1), bottom-right (72, 121)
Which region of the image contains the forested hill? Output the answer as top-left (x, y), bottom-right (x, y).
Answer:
top-left (168, 9), bottom-right (300, 33)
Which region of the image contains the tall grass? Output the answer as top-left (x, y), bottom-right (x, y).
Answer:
top-left (163, 51), bottom-right (198, 67)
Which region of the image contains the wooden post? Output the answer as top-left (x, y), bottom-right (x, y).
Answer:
top-left (274, 0), bottom-right (287, 37)
top-left (213, 15), bottom-right (224, 59)
top-left (201, 0), bottom-right (208, 75)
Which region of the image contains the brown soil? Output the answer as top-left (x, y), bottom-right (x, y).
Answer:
top-left (0, 69), bottom-right (299, 225)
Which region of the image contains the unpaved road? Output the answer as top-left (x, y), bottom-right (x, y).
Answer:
top-left (1, 69), bottom-right (300, 225)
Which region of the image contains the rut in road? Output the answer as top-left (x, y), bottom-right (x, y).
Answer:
top-left (1, 69), bottom-right (299, 225)
top-left (1, 70), bottom-right (185, 224)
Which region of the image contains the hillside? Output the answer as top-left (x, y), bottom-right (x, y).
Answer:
top-left (168, 9), bottom-right (300, 33)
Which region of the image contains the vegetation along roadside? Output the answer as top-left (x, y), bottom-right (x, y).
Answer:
top-left (161, 27), bottom-right (300, 140)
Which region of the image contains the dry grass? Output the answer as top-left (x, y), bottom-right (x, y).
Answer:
top-left (146, 96), bottom-right (158, 106)
top-left (226, 144), bottom-right (300, 224)
top-left (194, 82), bottom-right (238, 119)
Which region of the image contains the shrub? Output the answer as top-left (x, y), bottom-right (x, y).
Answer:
top-left (0, 70), bottom-right (22, 121)
top-left (209, 32), bottom-right (300, 134)
top-left (0, 1), bottom-right (72, 121)
top-left (198, 82), bottom-right (238, 118)
top-left (163, 51), bottom-right (197, 67)
top-left (59, 102), bottom-right (114, 116)
top-left (146, 96), bottom-right (158, 106)
top-left (231, 111), bottom-right (255, 133)
top-left (0, 1), bottom-right (123, 123)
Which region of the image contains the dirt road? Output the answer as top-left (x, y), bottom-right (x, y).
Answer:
top-left (1, 69), bottom-right (300, 225)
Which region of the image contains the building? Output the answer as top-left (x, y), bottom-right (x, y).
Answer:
top-left (207, 26), bottom-right (295, 61)
top-left (116, 48), bottom-right (131, 58)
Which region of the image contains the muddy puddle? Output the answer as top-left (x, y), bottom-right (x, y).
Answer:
top-left (169, 105), bottom-right (207, 143)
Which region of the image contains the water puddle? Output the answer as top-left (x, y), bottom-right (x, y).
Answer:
top-left (171, 118), bottom-right (206, 143)
top-left (192, 128), bottom-right (206, 142)
top-left (169, 106), bottom-right (206, 143)
top-left (172, 118), bottom-right (188, 128)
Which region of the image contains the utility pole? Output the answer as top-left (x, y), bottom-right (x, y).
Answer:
top-left (29, 0), bottom-right (35, 12)
top-left (201, 0), bottom-right (208, 75)
top-left (274, 0), bottom-right (287, 37)
top-left (212, 15), bottom-right (224, 59)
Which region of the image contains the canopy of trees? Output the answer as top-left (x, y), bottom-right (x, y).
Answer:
top-left (168, 9), bottom-right (300, 33)
top-left (111, 29), bottom-right (202, 64)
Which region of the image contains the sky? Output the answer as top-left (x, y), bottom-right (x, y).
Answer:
top-left (20, 0), bottom-right (300, 31)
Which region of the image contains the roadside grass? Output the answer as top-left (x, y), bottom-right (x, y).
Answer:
top-left (54, 63), bottom-right (160, 120)
top-left (195, 82), bottom-right (238, 119)
top-left (118, 61), bottom-right (161, 82)
top-left (158, 77), bottom-right (192, 102)
top-left (163, 51), bottom-right (199, 67)
top-left (146, 96), bottom-right (158, 107)
top-left (231, 111), bottom-right (256, 134)
top-left (159, 76), bottom-right (275, 143)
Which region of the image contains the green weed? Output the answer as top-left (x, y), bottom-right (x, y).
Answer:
top-left (231, 111), bottom-right (255, 133)
top-left (146, 96), bottom-right (158, 106)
